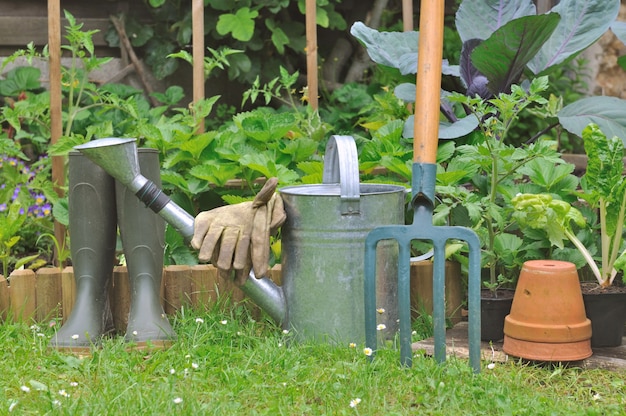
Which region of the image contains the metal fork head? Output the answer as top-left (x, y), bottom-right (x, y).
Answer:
top-left (363, 163), bottom-right (482, 372)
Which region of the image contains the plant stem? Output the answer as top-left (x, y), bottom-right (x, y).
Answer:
top-left (608, 188), bottom-right (626, 285)
top-left (487, 138), bottom-right (498, 287)
top-left (599, 198), bottom-right (610, 285)
top-left (564, 228), bottom-right (604, 286)
top-left (526, 121), bottom-right (560, 144)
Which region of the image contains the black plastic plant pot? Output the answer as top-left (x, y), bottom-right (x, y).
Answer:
top-left (583, 290), bottom-right (626, 348)
top-left (481, 289), bottom-right (514, 342)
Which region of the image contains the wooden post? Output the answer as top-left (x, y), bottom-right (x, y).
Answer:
top-left (163, 265), bottom-right (194, 315)
top-left (109, 266), bottom-right (130, 333)
top-left (229, 276), bottom-right (245, 305)
top-left (269, 264), bottom-right (282, 286)
top-left (410, 261), bottom-right (463, 325)
top-left (192, 0), bottom-right (205, 133)
top-left (35, 268), bottom-right (63, 322)
top-left (536, 0), bottom-right (554, 14)
top-left (48, 0), bottom-right (66, 263)
top-left (9, 269), bottom-right (37, 322)
top-left (0, 275), bottom-right (9, 321)
top-left (305, 0), bottom-right (318, 109)
top-left (61, 266), bottom-right (76, 322)
top-left (190, 264), bottom-right (219, 309)
top-left (402, 0), bottom-right (413, 31)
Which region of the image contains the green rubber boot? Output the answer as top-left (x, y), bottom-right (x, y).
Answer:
top-left (50, 152), bottom-right (117, 351)
top-left (116, 148), bottom-right (176, 348)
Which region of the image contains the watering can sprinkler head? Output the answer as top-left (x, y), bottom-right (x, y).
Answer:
top-left (74, 138), bottom-right (140, 189)
top-left (74, 138), bottom-right (195, 241)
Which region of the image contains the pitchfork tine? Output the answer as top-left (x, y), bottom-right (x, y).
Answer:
top-left (364, 163), bottom-right (482, 372)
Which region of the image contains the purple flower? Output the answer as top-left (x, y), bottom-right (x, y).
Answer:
top-left (34, 193), bottom-right (46, 205)
top-left (11, 186), bottom-right (20, 201)
top-left (1, 155), bottom-right (53, 220)
top-left (30, 203), bottom-right (52, 218)
top-left (41, 203), bottom-right (51, 217)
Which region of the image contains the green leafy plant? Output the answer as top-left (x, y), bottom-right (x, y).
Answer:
top-left (437, 77), bottom-right (579, 292)
top-left (0, 203), bottom-right (40, 278)
top-left (168, 46), bottom-right (242, 79)
top-left (36, 232), bottom-right (71, 270)
top-left (3, 12), bottom-right (200, 267)
top-left (512, 124), bottom-right (626, 288)
top-left (108, 0), bottom-right (346, 84)
top-left (351, 0), bottom-right (622, 292)
top-left (0, 155), bottom-right (56, 268)
top-left (3, 12), bottom-right (416, 269)
top-left (351, 0), bottom-right (624, 146)
top-left (0, 63), bottom-right (50, 159)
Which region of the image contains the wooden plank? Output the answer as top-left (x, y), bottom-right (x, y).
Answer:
top-left (0, 0), bottom-right (131, 17)
top-left (269, 264), bottom-right (282, 286)
top-left (410, 261), bottom-right (464, 325)
top-left (192, 0), bottom-right (205, 132)
top-left (49, 0), bottom-right (66, 261)
top-left (163, 265), bottom-right (194, 315)
top-left (305, 0), bottom-right (318, 109)
top-left (109, 266), bottom-right (130, 333)
top-left (9, 269), bottom-right (37, 322)
top-left (0, 16), bottom-right (111, 47)
top-left (35, 267), bottom-right (63, 322)
top-left (61, 266), bottom-right (75, 322)
top-left (0, 275), bottom-right (9, 321)
top-left (190, 265), bottom-right (219, 309)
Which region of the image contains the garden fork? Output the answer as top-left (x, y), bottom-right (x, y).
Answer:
top-left (364, 0), bottom-right (482, 372)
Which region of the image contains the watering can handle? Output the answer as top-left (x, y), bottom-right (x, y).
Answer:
top-left (322, 135), bottom-right (360, 215)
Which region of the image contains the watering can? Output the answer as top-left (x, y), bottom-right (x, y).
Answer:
top-left (74, 135), bottom-right (406, 344)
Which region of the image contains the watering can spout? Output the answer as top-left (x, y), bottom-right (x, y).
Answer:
top-left (240, 273), bottom-right (287, 324)
top-left (74, 138), bottom-right (287, 326)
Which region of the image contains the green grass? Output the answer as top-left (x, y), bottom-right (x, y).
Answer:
top-left (1, 300), bottom-right (626, 415)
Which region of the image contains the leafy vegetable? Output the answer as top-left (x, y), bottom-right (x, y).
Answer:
top-left (512, 124), bottom-right (626, 287)
top-left (351, 0), bottom-right (624, 141)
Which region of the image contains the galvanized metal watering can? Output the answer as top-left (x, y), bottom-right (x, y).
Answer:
top-left (75, 136), bottom-right (405, 344)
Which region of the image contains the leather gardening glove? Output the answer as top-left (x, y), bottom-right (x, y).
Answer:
top-left (234, 190), bottom-right (286, 285)
top-left (190, 178), bottom-right (285, 285)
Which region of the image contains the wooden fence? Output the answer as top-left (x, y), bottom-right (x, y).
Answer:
top-left (0, 262), bottom-right (464, 329)
top-left (0, 265), bottom-right (283, 331)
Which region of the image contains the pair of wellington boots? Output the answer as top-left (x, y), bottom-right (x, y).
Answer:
top-left (50, 149), bottom-right (176, 352)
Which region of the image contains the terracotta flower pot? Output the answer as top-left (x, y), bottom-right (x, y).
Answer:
top-left (503, 260), bottom-right (592, 361)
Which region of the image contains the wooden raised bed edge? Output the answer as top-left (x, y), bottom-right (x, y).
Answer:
top-left (0, 262), bottom-right (462, 329)
top-left (0, 265), bottom-right (281, 329)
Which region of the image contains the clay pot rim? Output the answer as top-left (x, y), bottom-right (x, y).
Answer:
top-left (503, 335), bottom-right (592, 362)
top-left (504, 315), bottom-right (592, 343)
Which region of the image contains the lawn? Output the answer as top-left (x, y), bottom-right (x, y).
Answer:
top-left (1, 299), bottom-right (625, 415)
